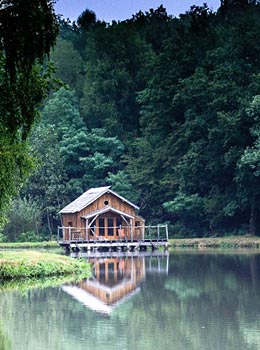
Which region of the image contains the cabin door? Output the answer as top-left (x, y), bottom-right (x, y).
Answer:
top-left (98, 217), bottom-right (119, 240)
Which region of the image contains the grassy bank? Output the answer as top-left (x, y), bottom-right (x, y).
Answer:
top-left (0, 251), bottom-right (91, 280)
top-left (0, 274), bottom-right (88, 292)
top-left (0, 241), bottom-right (58, 249)
top-left (169, 235), bottom-right (260, 249)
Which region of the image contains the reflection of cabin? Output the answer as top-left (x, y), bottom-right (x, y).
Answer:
top-left (59, 186), bottom-right (145, 242)
top-left (62, 256), bottom-right (146, 314)
top-left (80, 257), bottom-right (145, 305)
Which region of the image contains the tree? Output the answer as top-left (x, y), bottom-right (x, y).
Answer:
top-left (59, 128), bottom-right (125, 198)
top-left (77, 9), bottom-right (96, 32)
top-left (51, 37), bottom-right (84, 94)
top-left (0, 0), bottom-right (58, 219)
top-left (2, 197), bottom-right (42, 242)
top-left (235, 96), bottom-right (260, 235)
top-left (21, 123), bottom-right (68, 236)
top-left (80, 15), bottom-right (152, 140)
top-left (106, 170), bottom-right (140, 203)
top-left (20, 87), bottom-right (82, 235)
top-left (41, 86), bottom-right (126, 198)
top-left (127, 4), bottom-right (260, 234)
top-left (41, 87), bottom-right (85, 139)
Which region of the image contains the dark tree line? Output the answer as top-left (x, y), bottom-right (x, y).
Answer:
top-left (3, 0), bottom-right (260, 240)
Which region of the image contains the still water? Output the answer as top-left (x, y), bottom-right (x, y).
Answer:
top-left (0, 250), bottom-right (260, 350)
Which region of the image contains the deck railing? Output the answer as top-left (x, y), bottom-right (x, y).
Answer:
top-left (57, 224), bottom-right (168, 243)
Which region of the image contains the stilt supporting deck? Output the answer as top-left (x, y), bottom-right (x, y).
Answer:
top-left (60, 239), bottom-right (168, 253)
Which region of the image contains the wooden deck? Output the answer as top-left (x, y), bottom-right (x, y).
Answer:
top-left (58, 225), bottom-right (168, 252)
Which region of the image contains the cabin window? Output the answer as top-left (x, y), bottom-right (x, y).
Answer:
top-left (135, 221), bottom-right (140, 227)
top-left (104, 200), bottom-right (109, 205)
top-left (116, 218), bottom-right (122, 235)
top-left (108, 218), bottom-right (114, 236)
top-left (99, 218), bottom-right (104, 236)
top-left (68, 222), bottom-right (72, 227)
top-left (116, 217), bottom-right (122, 228)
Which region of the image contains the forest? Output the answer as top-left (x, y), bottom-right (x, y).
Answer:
top-left (2, 0), bottom-right (260, 240)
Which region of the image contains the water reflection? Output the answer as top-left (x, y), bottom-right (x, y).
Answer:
top-left (1, 251), bottom-right (260, 350)
top-left (62, 252), bottom-right (169, 314)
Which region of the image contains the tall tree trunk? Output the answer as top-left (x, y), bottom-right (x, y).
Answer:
top-left (46, 208), bottom-right (52, 238)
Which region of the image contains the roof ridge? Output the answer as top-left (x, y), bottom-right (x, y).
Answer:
top-left (59, 185), bottom-right (139, 214)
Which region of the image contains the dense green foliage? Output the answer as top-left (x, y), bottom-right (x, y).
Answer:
top-left (3, 0), bottom-right (260, 238)
top-left (0, 1), bottom-right (58, 223)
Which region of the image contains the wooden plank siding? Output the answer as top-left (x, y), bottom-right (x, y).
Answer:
top-left (80, 193), bottom-right (136, 217)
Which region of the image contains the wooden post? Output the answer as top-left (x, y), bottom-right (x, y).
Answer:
top-left (96, 263), bottom-right (100, 280)
top-left (157, 224), bottom-right (160, 242)
top-left (166, 224), bottom-right (169, 241)
top-left (130, 219), bottom-right (133, 242)
top-left (166, 254), bottom-right (169, 274)
top-left (86, 219), bottom-right (89, 242)
top-left (105, 262), bottom-right (109, 283)
top-left (113, 217), bottom-right (117, 236)
top-left (142, 256), bottom-right (145, 276)
top-left (69, 226), bottom-right (71, 242)
top-left (131, 256), bottom-right (134, 279)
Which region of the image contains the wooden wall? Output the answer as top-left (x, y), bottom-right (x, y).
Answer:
top-left (80, 192), bottom-right (136, 218)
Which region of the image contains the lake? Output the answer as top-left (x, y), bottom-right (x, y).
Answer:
top-left (0, 250), bottom-right (260, 350)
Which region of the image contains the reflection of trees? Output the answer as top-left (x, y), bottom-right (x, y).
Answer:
top-left (165, 277), bottom-right (204, 298)
top-left (110, 252), bottom-right (256, 350)
top-left (160, 253), bottom-right (260, 350)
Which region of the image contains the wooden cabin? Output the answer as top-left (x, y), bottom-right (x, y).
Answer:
top-left (59, 186), bottom-right (145, 243)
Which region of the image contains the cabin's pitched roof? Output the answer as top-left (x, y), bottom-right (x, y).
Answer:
top-left (59, 186), bottom-right (139, 214)
top-left (62, 285), bottom-right (140, 315)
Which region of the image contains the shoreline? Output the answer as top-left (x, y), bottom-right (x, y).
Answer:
top-left (0, 241), bottom-right (59, 250)
top-left (169, 235), bottom-right (260, 249)
top-left (0, 250), bottom-right (91, 280)
top-left (1, 236), bottom-right (260, 250)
